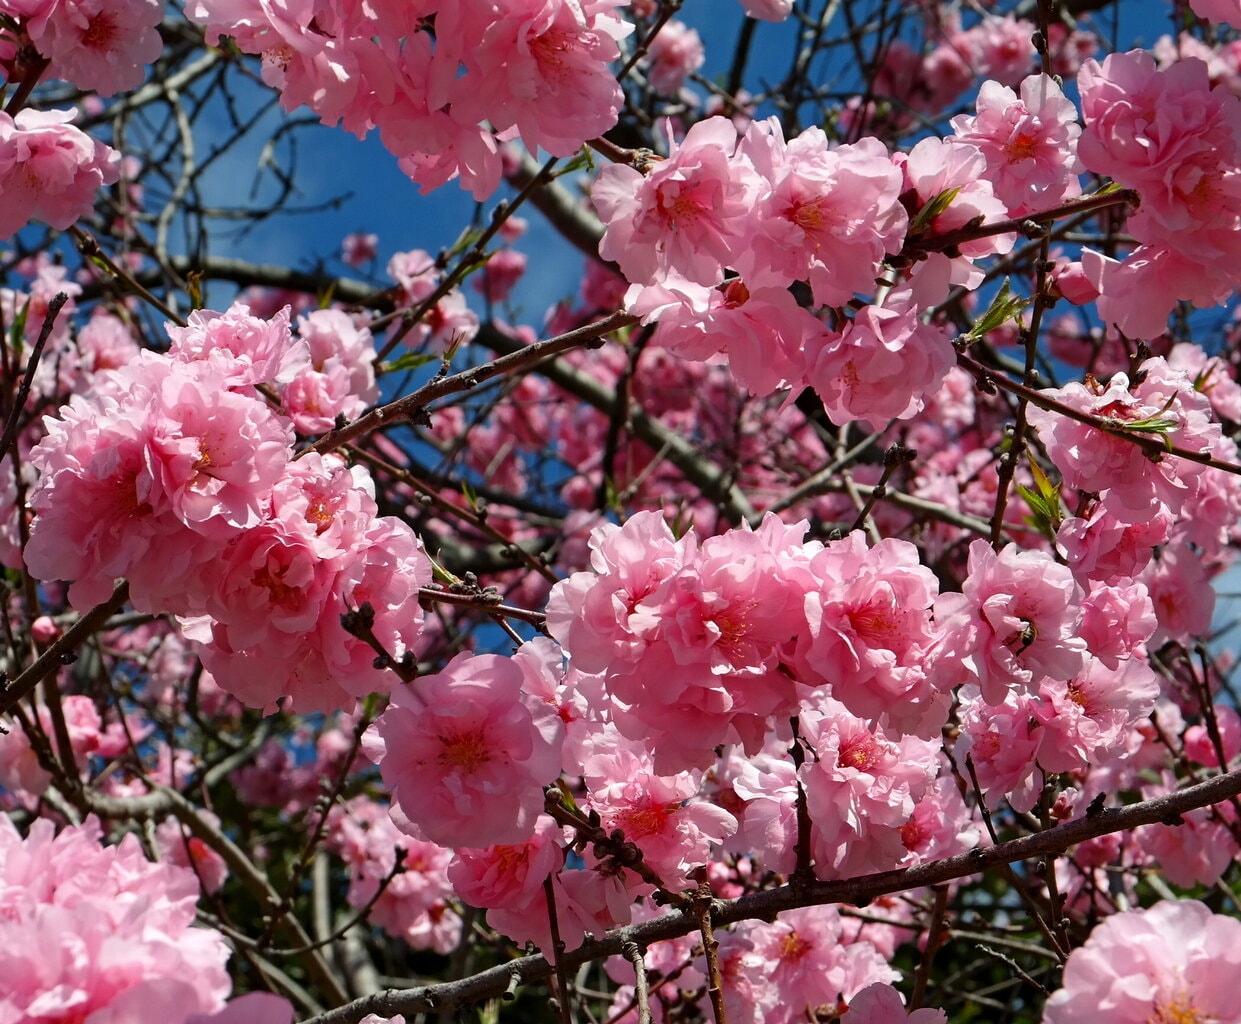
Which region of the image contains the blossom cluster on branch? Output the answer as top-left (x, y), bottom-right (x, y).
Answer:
top-left (6, 2), bottom-right (1241, 1024)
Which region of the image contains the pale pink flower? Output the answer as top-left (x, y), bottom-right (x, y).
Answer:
top-left (955, 686), bottom-right (1045, 812)
top-left (366, 652), bottom-right (565, 848)
top-left (0, 108), bottom-right (120, 238)
top-left (443, 0), bottom-right (631, 157)
top-left (448, 815), bottom-right (564, 918)
top-left (957, 15), bottom-right (1037, 87)
top-left (789, 532), bottom-right (947, 736)
top-left (581, 732), bottom-right (737, 885)
top-left (1027, 358), bottom-right (1220, 525)
top-left (734, 124), bottom-right (907, 305)
top-left (933, 540), bottom-right (1085, 704)
top-left (949, 74), bottom-right (1083, 217)
top-left (1191, 0), bottom-right (1241, 23)
top-left (154, 815), bottom-right (230, 895)
top-left (897, 772), bottom-right (982, 866)
top-left (341, 231), bottom-right (379, 266)
top-left (739, 0), bottom-right (793, 20)
top-left (472, 248), bottom-right (528, 303)
top-left (1184, 704), bottom-right (1241, 767)
top-left (594, 116), bottom-right (764, 287)
top-left (1044, 900), bottom-right (1241, 1024)
top-left (805, 303), bottom-right (955, 432)
top-left (0, 816), bottom-right (232, 1023)
top-left (28, 0), bottom-right (163, 95)
top-left (1140, 542), bottom-right (1216, 646)
top-left (797, 700), bottom-right (941, 879)
top-left (627, 275), bottom-right (816, 395)
top-left (167, 302), bottom-right (306, 387)
top-left (644, 20), bottom-right (704, 95)
top-left (1034, 656), bottom-right (1160, 773)
top-left (1167, 341), bottom-right (1241, 422)
top-left (1079, 50), bottom-right (1241, 239)
top-left (742, 908), bottom-right (899, 1024)
top-left (844, 983), bottom-right (946, 1024)
top-left (1057, 504), bottom-right (1172, 584)
top-left (188, 993), bottom-right (295, 1024)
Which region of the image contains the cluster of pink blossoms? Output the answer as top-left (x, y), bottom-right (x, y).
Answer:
top-left (1076, 49), bottom-right (1241, 337)
top-left (186, 0), bottom-right (633, 199)
top-left (23, 302), bottom-right (429, 712)
top-left (594, 72), bottom-right (1082, 426)
top-left (0, 815), bottom-right (255, 1024)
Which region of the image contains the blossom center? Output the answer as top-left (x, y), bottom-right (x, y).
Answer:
top-left (438, 730), bottom-right (491, 774)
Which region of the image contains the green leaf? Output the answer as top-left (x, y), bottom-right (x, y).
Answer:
top-left (8, 296), bottom-right (29, 356)
top-left (964, 278), bottom-right (1031, 343)
top-left (555, 146), bottom-right (596, 177)
top-left (909, 185), bottom-right (962, 234)
top-left (381, 352), bottom-right (438, 374)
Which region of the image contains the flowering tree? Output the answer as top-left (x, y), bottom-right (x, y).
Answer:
top-left (6, 0), bottom-right (1241, 1022)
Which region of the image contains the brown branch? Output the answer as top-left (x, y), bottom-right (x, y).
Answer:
top-left (297, 765), bottom-right (1241, 1024)
top-left (303, 312), bottom-right (637, 458)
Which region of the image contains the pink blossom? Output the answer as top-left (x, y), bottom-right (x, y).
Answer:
top-left (366, 652), bottom-right (564, 848)
top-left (949, 74), bottom-right (1083, 217)
top-left (627, 275), bottom-right (816, 395)
top-left (739, 0), bottom-right (793, 20)
top-left (734, 124), bottom-right (907, 305)
top-left (788, 532), bottom-right (948, 736)
top-left (957, 16), bottom-right (1037, 87)
top-left (1184, 704), bottom-right (1241, 767)
top-left (1140, 541), bottom-right (1216, 646)
top-left (1044, 900), bottom-right (1241, 1024)
top-left (644, 20), bottom-right (704, 95)
top-left (27, 0), bottom-right (163, 95)
top-left (0, 816), bottom-right (232, 1023)
top-left (1192, 0), bottom-right (1241, 23)
top-left (956, 686), bottom-right (1045, 812)
top-left (154, 815), bottom-right (230, 895)
top-left (0, 108), bottom-right (120, 239)
top-left (843, 984), bottom-right (946, 1024)
top-left (933, 540), bottom-right (1085, 704)
top-left (341, 231), bottom-right (379, 266)
top-left (594, 116), bottom-right (763, 287)
top-left (741, 908), bottom-right (899, 1024)
top-left (805, 303), bottom-right (955, 432)
top-left (581, 731), bottom-right (737, 885)
top-left (188, 993), bottom-right (295, 1024)
top-left (167, 302), bottom-right (305, 387)
top-left (448, 816), bottom-right (564, 918)
top-left (1079, 50), bottom-right (1241, 239)
top-left (1027, 358), bottom-right (1220, 525)
top-left (1057, 504), bottom-right (1172, 584)
top-left (1034, 656), bottom-right (1160, 773)
top-left (796, 700), bottom-right (942, 878)
top-left (898, 773), bottom-right (982, 865)
top-left (472, 248), bottom-right (528, 303)
top-left (443, 0), bottom-right (631, 157)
